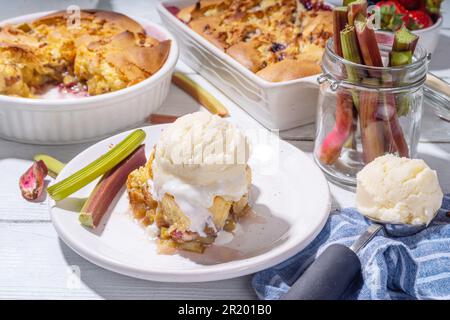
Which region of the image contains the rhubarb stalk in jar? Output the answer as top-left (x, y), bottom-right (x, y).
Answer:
top-left (314, 6), bottom-right (429, 188)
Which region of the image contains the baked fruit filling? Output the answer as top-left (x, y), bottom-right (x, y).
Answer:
top-left (126, 112), bottom-right (252, 254)
top-left (127, 152), bottom-right (251, 253)
top-left (0, 10), bottom-right (170, 98)
top-left (175, 0), bottom-right (332, 82)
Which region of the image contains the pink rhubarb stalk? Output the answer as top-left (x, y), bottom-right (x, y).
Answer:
top-left (359, 79), bottom-right (385, 163)
top-left (79, 144), bottom-right (147, 228)
top-left (348, 0), bottom-right (368, 26)
top-left (148, 113), bottom-right (179, 124)
top-left (318, 91), bottom-right (355, 164)
top-left (165, 5), bottom-right (180, 16)
top-left (19, 160), bottom-right (48, 201)
top-left (355, 19), bottom-right (383, 68)
top-left (380, 89), bottom-right (409, 157)
top-left (317, 7), bottom-right (356, 165)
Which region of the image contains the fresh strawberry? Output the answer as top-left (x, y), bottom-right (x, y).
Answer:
top-left (376, 0), bottom-right (407, 14)
top-left (404, 10), bottom-right (433, 29)
top-left (397, 0), bottom-right (420, 10)
top-left (376, 1), bottom-right (408, 31)
top-left (376, 1), bottom-right (408, 14)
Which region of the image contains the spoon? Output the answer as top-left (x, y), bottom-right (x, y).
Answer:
top-left (281, 213), bottom-right (435, 300)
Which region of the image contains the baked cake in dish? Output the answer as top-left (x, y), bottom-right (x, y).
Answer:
top-left (0, 10), bottom-right (171, 98)
top-left (127, 112), bottom-right (252, 254)
top-left (173, 0), bottom-right (332, 82)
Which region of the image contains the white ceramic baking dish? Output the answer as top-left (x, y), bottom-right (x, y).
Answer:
top-left (0, 11), bottom-right (179, 145)
top-left (158, 0), bottom-right (321, 131)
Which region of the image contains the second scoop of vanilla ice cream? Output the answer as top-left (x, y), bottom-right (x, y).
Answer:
top-left (356, 154), bottom-right (443, 225)
top-left (151, 112), bottom-right (250, 234)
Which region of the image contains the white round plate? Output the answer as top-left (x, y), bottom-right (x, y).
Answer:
top-left (50, 125), bottom-right (330, 282)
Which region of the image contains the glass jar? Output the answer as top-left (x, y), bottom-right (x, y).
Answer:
top-left (314, 39), bottom-right (430, 188)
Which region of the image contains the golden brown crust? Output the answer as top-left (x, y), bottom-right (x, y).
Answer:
top-left (177, 5), bottom-right (196, 23)
top-left (33, 10), bottom-right (145, 34)
top-left (178, 0), bottom-right (332, 82)
top-left (123, 39), bottom-right (171, 75)
top-left (0, 26), bottom-right (39, 50)
top-left (0, 27), bottom-right (53, 96)
top-left (87, 31), bottom-right (170, 79)
top-left (256, 58), bottom-right (321, 82)
top-left (226, 40), bottom-right (262, 72)
top-left (300, 10), bottom-right (333, 48)
top-left (0, 10), bottom-right (170, 98)
top-left (189, 16), bottom-right (225, 50)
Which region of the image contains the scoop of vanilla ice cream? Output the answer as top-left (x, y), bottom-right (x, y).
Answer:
top-left (154, 111), bottom-right (249, 186)
top-left (151, 112), bottom-right (251, 234)
top-left (356, 154), bottom-right (443, 225)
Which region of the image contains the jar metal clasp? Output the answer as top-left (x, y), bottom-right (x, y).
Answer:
top-left (317, 73), bottom-right (341, 91)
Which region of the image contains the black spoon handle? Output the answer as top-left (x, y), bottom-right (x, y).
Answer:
top-left (281, 244), bottom-right (361, 300)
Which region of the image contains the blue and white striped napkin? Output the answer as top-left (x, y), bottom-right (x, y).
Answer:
top-left (252, 194), bottom-right (450, 300)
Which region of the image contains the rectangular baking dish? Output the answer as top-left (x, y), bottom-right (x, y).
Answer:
top-left (157, 0), bottom-right (320, 131)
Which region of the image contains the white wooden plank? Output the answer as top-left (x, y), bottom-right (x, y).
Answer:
top-left (156, 83), bottom-right (205, 116)
top-left (0, 223), bottom-right (257, 300)
top-left (0, 132), bottom-right (109, 221)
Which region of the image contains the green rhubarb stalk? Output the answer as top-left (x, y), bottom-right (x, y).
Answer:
top-left (378, 27), bottom-right (416, 155)
top-left (333, 6), bottom-right (349, 57)
top-left (79, 144), bottom-right (147, 228)
top-left (341, 25), bottom-right (363, 108)
top-left (353, 16), bottom-right (391, 161)
top-left (343, 0), bottom-right (358, 5)
top-left (359, 78), bottom-right (385, 163)
top-left (390, 26), bottom-right (419, 116)
top-left (47, 129), bottom-right (146, 201)
top-left (389, 51), bottom-right (413, 66)
top-left (343, 107), bottom-right (358, 149)
top-left (341, 25), bottom-right (363, 151)
top-left (341, 26), bottom-right (363, 77)
top-left (354, 18), bottom-right (383, 68)
top-left (391, 25), bottom-right (419, 53)
top-left (333, 6), bottom-right (356, 150)
top-left (33, 154), bottom-right (65, 178)
top-left (348, 0), bottom-right (368, 26)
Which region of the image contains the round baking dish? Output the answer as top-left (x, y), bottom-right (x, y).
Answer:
top-left (0, 11), bottom-right (179, 145)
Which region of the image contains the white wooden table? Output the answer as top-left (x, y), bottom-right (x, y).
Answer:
top-left (0, 0), bottom-right (449, 299)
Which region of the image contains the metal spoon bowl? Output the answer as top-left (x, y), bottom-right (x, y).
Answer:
top-left (365, 217), bottom-right (429, 237)
top-left (365, 209), bottom-right (439, 237)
